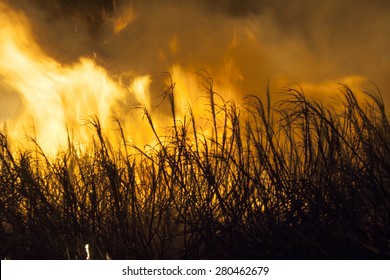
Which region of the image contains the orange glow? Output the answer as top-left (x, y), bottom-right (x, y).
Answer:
top-left (0, 3), bottom-right (126, 153)
top-left (0, 2), bottom-right (376, 155)
top-left (112, 5), bottom-right (137, 34)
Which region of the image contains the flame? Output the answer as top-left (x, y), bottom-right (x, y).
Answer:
top-left (0, 3), bottom-right (127, 153)
top-left (0, 2), bottom-right (371, 155)
top-left (128, 75), bottom-right (152, 111)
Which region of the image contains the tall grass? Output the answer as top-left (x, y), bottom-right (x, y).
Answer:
top-left (0, 80), bottom-right (389, 259)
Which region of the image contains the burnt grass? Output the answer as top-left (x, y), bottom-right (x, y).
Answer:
top-left (1, 80), bottom-right (389, 259)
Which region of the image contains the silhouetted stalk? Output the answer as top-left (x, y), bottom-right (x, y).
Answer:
top-left (1, 79), bottom-right (389, 259)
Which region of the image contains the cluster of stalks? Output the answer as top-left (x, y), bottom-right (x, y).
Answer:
top-left (1, 79), bottom-right (389, 259)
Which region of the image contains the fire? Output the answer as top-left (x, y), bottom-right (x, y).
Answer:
top-left (0, 3), bottom-right (138, 153)
top-left (0, 2), bottom-right (371, 155)
top-left (0, 2), bottom-right (217, 154)
top-left (128, 75), bottom-right (152, 111)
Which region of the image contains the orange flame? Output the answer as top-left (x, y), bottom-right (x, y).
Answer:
top-left (0, 2), bottom-right (370, 155)
top-left (0, 3), bottom-right (143, 153)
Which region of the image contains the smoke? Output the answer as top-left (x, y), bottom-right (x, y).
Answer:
top-left (2, 0), bottom-right (390, 124)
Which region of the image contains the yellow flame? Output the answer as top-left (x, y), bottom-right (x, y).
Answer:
top-left (0, 2), bottom-right (371, 155)
top-left (129, 75), bottom-right (152, 111)
top-left (0, 3), bottom-right (126, 153)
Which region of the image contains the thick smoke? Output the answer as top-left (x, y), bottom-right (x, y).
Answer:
top-left (3, 0), bottom-right (390, 102)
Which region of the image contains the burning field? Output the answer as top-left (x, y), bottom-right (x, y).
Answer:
top-left (0, 0), bottom-right (389, 259)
